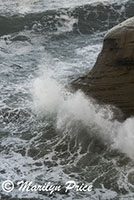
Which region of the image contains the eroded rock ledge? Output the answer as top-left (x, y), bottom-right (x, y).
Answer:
top-left (72, 17), bottom-right (134, 118)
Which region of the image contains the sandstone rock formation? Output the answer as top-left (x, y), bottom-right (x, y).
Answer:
top-left (72, 17), bottom-right (134, 118)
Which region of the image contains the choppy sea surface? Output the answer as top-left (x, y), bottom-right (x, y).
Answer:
top-left (0, 0), bottom-right (134, 199)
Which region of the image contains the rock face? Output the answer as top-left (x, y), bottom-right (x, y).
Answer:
top-left (72, 17), bottom-right (134, 118)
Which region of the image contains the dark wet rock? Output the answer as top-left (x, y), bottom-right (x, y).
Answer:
top-left (72, 17), bottom-right (134, 118)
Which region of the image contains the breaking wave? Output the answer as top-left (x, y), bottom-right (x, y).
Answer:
top-left (33, 74), bottom-right (134, 160)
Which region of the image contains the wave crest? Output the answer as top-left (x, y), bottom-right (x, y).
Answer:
top-left (0, 0), bottom-right (133, 36)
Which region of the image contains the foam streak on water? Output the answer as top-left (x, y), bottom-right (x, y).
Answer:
top-left (0, 0), bottom-right (129, 15)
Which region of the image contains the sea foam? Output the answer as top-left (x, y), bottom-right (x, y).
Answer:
top-left (33, 74), bottom-right (134, 160)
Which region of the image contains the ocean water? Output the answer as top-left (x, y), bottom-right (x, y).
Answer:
top-left (0, 0), bottom-right (134, 199)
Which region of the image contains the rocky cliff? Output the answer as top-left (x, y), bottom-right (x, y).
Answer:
top-left (72, 17), bottom-right (134, 118)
